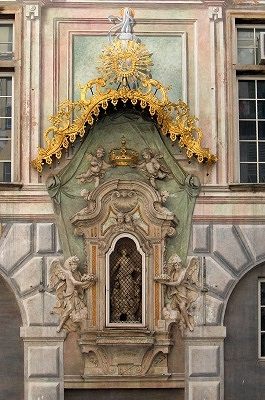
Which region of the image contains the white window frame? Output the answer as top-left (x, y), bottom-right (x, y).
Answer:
top-left (258, 279), bottom-right (265, 358)
top-left (0, 20), bottom-right (14, 58)
top-left (0, 72), bottom-right (14, 182)
top-left (236, 24), bottom-right (265, 66)
top-left (237, 76), bottom-right (265, 183)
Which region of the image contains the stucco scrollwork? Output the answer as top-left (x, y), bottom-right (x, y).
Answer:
top-left (155, 255), bottom-right (200, 334)
top-left (49, 256), bottom-right (97, 333)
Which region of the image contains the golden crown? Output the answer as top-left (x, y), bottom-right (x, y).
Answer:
top-left (109, 136), bottom-right (139, 166)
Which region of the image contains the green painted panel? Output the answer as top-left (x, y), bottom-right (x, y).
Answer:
top-left (72, 35), bottom-right (183, 102)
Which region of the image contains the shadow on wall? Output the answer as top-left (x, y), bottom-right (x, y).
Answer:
top-left (64, 389), bottom-right (184, 400)
top-left (0, 275), bottom-right (24, 400)
top-left (224, 262), bottom-right (265, 400)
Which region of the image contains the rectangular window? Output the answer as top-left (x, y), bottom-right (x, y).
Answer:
top-left (0, 75), bottom-right (12, 182)
top-left (235, 22), bottom-right (265, 183)
top-left (238, 78), bottom-right (265, 183)
top-left (0, 22), bottom-right (13, 59)
top-left (0, 16), bottom-right (15, 183)
top-left (237, 26), bottom-right (265, 65)
top-left (258, 280), bottom-right (265, 358)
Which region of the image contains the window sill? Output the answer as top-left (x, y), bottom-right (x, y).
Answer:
top-left (0, 182), bottom-right (23, 190)
top-left (229, 183), bottom-right (265, 192)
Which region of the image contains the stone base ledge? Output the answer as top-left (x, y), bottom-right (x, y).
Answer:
top-left (184, 326), bottom-right (226, 339)
top-left (64, 373), bottom-right (185, 389)
top-left (20, 326), bottom-right (67, 340)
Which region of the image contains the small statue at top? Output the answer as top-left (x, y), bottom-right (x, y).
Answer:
top-left (108, 8), bottom-right (136, 42)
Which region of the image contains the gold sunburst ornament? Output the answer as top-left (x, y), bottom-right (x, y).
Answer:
top-left (99, 40), bottom-right (153, 86)
top-left (31, 8), bottom-right (217, 173)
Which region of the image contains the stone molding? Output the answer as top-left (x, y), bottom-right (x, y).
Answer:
top-left (184, 326), bottom-right (226, 400)
top-left (21, 326), bottom-right (66, 400)
top-left (192, 223), bottom-right (265, 325)
top-left (0, 222), bottom-right (62, 327)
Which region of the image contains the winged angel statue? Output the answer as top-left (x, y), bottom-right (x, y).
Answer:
top-left (49, 256), bottom-right (97, 332)
top-left (155, 255), bottom-right (200, 334)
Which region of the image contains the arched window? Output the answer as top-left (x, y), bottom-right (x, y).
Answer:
top-left (106, 234), bottom-right (145, 327)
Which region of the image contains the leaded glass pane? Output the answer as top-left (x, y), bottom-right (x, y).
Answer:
top-left (237, 48), bottom-right (255, 65)
top-left (258, 122), bottom-right (265, 140)
top-left (239, 81), bottom-right (255, 99)
top-left (240, 163), bottom-right (257, 183)
top-left (0, 24), bottom-right (13, 54)
top-left (259, 164), bottom-right (265, 183)
top-left (240, 142), bottom-right (257, 162)
top-left (0, 77), bottom-right (12, 96)
top-left (260, 283), bottom-right (265, 306)
top-left (0, 161), bottom-right (11, 182)
top-left (259, 143), bottom-right (265, 162)
top-left (258, 101), bottom-right (265, 119)
top-left (239, 100), bottom-right (256, 119)
top-left (257, 81), bottom-right (265, 99)
top-left (239, 121), bottom-right (256, 140)
top-left (261, 333), bottom-right (265, 357)
top-left (0, 140), bottom-right (11, 161)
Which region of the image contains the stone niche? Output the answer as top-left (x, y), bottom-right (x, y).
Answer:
top-left (71, 179), bottom-right (178, 383)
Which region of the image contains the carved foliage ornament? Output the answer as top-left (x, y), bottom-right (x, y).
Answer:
top-left (31, 8), bottom-right (217, 173)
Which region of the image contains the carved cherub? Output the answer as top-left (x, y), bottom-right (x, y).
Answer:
top-left (154, 190), bottom-right (174, 217)
top-left (49, 256), bottom-right (97, 332)
top-left (155, 255), bottom-right (199, 334)
top-left (76, 147), bottom-right (110, 188)
top-left (137, 148), bottom-right (170, 188)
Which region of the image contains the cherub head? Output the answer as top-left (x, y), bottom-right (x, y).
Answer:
top-left (160, 190), bottom-right (170, 204)
top-left (96, 147), bottom-right (105, 159)
top-left (142, 148), bottom-right (153, 161)
top-left (167, 254), bottom-right (183, 272)
top-left (65, 256), bottom-right (80, 272)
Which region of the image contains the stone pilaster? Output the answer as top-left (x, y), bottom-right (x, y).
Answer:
top-left (22, 1), bottom-right (46, 184)
top-left (184, 326), bottom-right (226, 400)
top-left (20, 326), bottom-right (66, 400)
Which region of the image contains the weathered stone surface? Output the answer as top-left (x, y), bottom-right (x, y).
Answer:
top-left (238, 225), bottom-right (265, 262)
top-left (206, 295), bottom-right (223, 325)
top-left (0, 224), bottom-right (32, 273)
top-left (28, 346), bottom-right (59, 377)
top-left (192, 225), bottom-right (211, 253)
top-left (46, 256), bottom-right (63, 289)
top-left (206, 257), bottom-right (234, 298)
top-left (11, 257), bottom-right (43, 295)
top-left (193, 295), bottom-right (223, 326)
top-left (43, 292), bottom-right (59, 325)
top-left (55, 227), bottom-right (62, 253)
top-left (36, 223), bottom-right (54, 253)
top-left (190, 381), bottom-right (220, 400)
top-left (189, 345), bottom-right (220, 377)
top-left (23, 293), bottom-right (43, 325)
top-left (212, 226), bottom-right (251, 273)
top-left (28, 382), bottom-right (60, 399)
